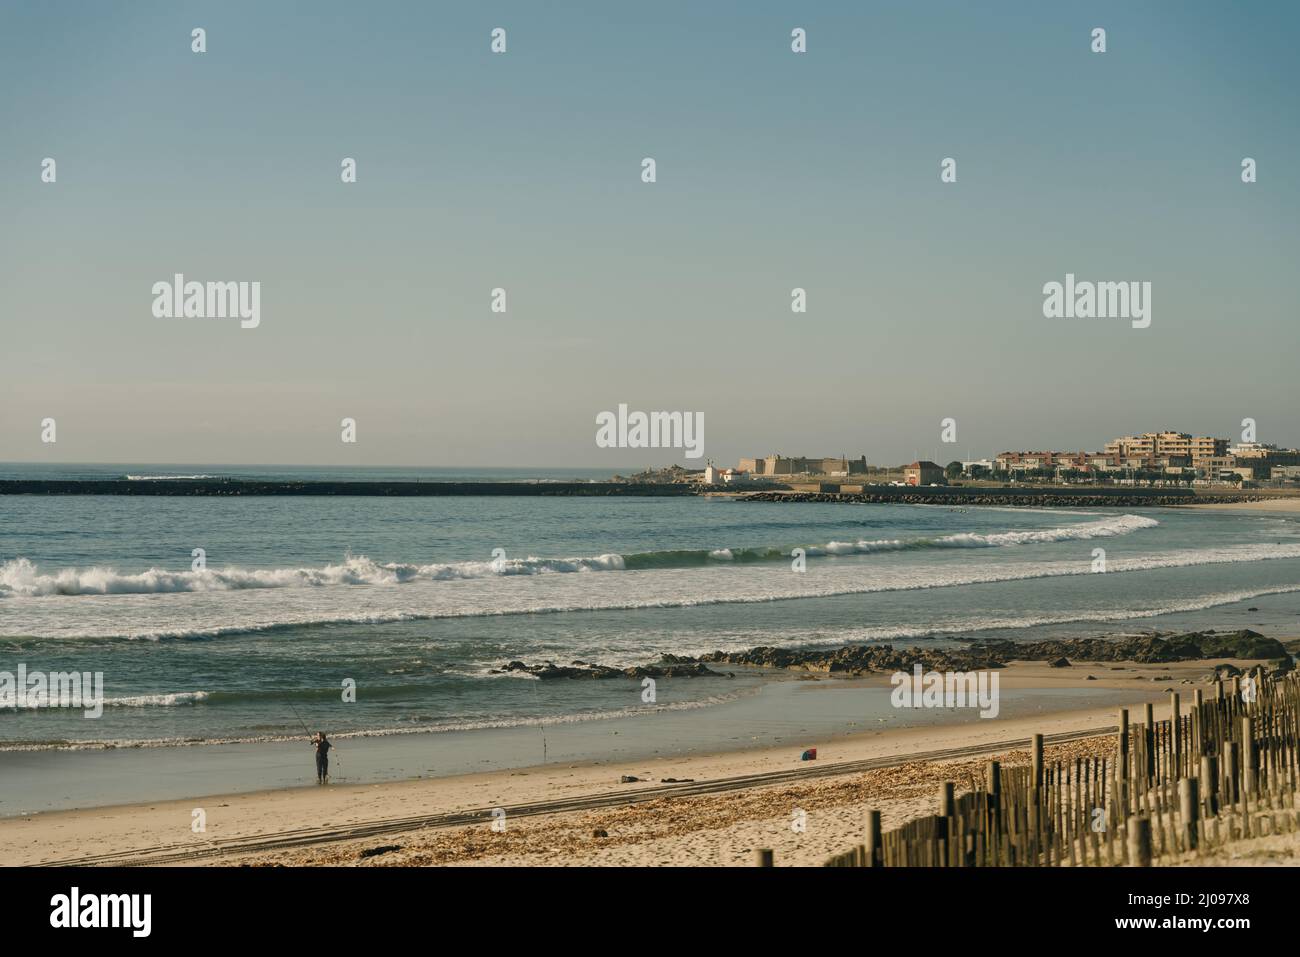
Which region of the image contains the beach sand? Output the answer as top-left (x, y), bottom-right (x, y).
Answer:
top-left (3, 657), bottom-right (1280, 867)
top-left (1185, 496), bottom-right (1300, 513)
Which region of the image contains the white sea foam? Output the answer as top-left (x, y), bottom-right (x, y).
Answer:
top-left (669, 584), bottom-right (1300, 656)
top-left (0, 515), bottom-right (1154, 598)
top-left (6, 540), bottom-right (1300, 641)
top-left (810, 513), bottom-right (1158, 555)
top-left (0, 553), bottom-right (628, 597)
top-left (104, 691), bottom-right (211, 707)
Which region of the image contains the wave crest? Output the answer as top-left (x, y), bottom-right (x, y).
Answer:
top-left (0, 514), bottom-right (1157, 598)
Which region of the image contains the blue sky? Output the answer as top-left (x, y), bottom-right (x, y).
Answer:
top-left (2, 1), bottom-right (1297, 467)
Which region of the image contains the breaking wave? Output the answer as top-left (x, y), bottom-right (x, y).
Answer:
top-left (0, 514), bottom-right (1158, 597)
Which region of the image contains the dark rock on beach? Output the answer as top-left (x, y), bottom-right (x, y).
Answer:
top-left (492, 660), bottom-right (725, 680)
top-left (687, 644), bottom-right (1005, 676)
top-left (965, 630), bottom-right (1286, 665)
top-left (497, 629), bottom-right (1289, 683)
top-left (358, 845), bottom-right (402, 858)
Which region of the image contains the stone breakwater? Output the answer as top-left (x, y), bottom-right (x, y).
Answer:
top-left (740, 488), bottom-right (1273, 507)
top-left (0, 480), bottom-right (698, 498)
top-left (498, 630), bottom-right (1291, 680)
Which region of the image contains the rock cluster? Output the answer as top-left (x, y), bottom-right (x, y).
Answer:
top-left (740, 490), bottom-right (1267, 507)
top-left (495, 630), bottom-right (1291, 681)
top-left (491, 660), bottom-right (728, 680)
top-left (965, 630), bottom-right (1287, 664)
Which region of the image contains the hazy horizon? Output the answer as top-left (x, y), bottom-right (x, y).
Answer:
top-left (4, 0), bottom-right (1297, 468)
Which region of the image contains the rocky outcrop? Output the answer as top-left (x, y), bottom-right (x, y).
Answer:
top-left (670, 645), bottom-right (1003, 675)
top-left (496, 630), bottom-right (1290, 681)
top-left (966, 630), bottom-right (1287, 664)
top-left (490, 660), bottom-right (727, 680)
top-left (739, 489), bottom-right (1270, 508)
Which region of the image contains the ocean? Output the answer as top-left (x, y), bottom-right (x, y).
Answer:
top-left (3, 464), bottom-right (1299, 753)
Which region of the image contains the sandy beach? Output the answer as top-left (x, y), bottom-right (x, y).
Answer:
top-left (6, 657), bottom-right (1288, 868)
top-left (1185, 496), bottom-right (1300, 513)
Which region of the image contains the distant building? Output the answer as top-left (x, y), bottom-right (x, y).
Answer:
top-left (1105, 432), bottom-right (1227, 466)
top-left (904, 461), bottom-right (944, 486)
top-left (702, 463), bottom-right (751, 486)
top-left (738, 454), bottom-right (867, 477)
top-left (1196, 456), bottom-right (1237, 482)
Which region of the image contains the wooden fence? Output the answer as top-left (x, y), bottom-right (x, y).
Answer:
top-left (757, 671), bottom-right (1300, 866)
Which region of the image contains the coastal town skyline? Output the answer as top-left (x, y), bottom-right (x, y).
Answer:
top-left (9, 423), bottom-right (1300, 474)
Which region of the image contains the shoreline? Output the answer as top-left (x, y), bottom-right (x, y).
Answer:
top-left (0, 658), bottom-right (1261, 866)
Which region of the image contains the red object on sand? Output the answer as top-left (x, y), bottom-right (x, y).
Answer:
top-left (801, 748), bottom-right (817, 761)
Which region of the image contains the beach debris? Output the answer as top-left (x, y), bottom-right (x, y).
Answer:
top-left (1048, 657), bottom-right (1072, 668)
top-left (358, 844), bottom-right (402, 859)
top-left (661, 777), bottom-right (694, 783)
top-left (619, 775), bottom-right (641, 783)
top-left (801, 748), bottom-right (817, 761)
top-left (591, 829), bottom-right (608, 838)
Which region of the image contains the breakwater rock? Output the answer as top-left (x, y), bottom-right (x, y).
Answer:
top-left (966, 630), bottom-right (1287, 664)
top-left (0, 480), bottom-right (697, 498)
top-left (740, 487), bottom-right (1271, 507)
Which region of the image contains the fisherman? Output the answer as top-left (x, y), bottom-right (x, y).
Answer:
top-left (312, 731), bottom-right (331, 784)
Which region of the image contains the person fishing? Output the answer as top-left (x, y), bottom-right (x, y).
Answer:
top-left (312, 731), bottom-right (332, 784)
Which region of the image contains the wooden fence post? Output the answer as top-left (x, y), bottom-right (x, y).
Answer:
top-left (866, 809), bottom-right (882, 867)
top-left (1201, 754), bottom-right (1219, 817)
top-left (1118, 708), bottom-right (1130, 811)
top-left (1170, 692), bottom-right (1181, 778)
top-left (1242, 716), bottom-right (1257, 798)
top-left (1143, 702), bottom-right (1155, 784)
top-left (1128, 816), bottom-right (1152, 866)
top-left (1180, 778), bottom-right (1200, 851)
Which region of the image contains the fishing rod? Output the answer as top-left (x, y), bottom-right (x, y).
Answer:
top-left (288, 697), bottom-right (344, 779)
top-left (286, 699), bottom-right (312, 737)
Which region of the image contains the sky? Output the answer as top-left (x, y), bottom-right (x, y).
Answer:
top-left (2, 1), bottom-right (1297, 469)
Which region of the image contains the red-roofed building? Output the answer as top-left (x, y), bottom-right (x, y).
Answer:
top-left (904, 461), bottom-right (944, 486)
